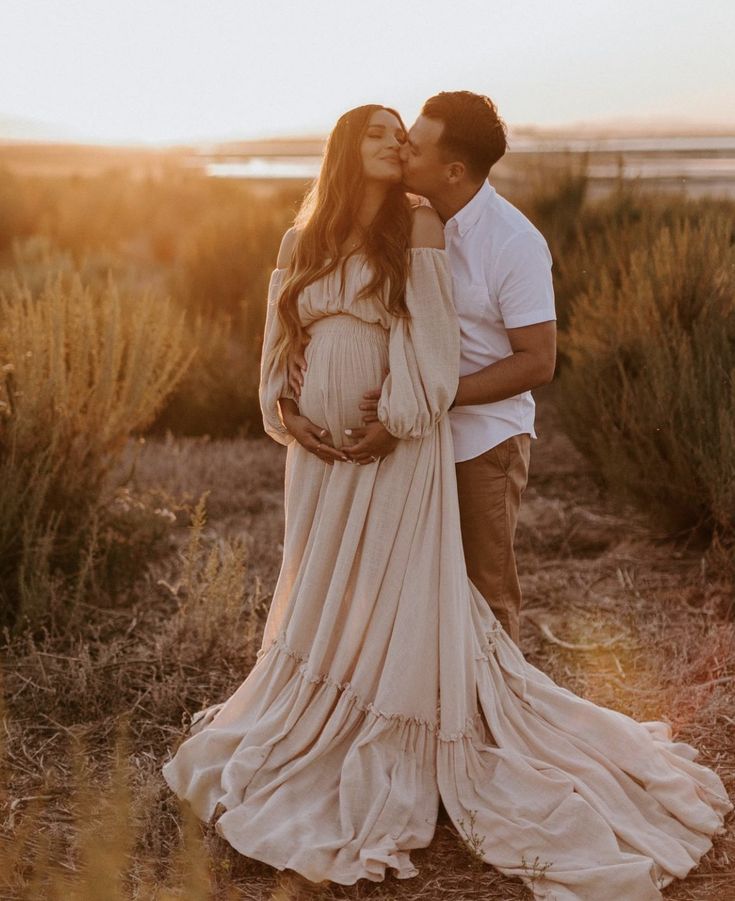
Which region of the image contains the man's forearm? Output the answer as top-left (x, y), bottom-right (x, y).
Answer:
top-left (453, 352), bottom-right (554, 408)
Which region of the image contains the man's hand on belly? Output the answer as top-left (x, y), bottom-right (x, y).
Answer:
top-left (343, 422), bottom-right (399, 465)
top-left (358, 369), bottom-right (389, 424)
top-left (359, 388), bottom-right (381, 424)
top-left (287, 344), bottom-right (309, 398)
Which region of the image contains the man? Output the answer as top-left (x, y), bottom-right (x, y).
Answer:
top-left (290, 91), bottom-right (556, 644)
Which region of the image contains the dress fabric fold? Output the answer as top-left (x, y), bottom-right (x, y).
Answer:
top-left (163, 248), bottom-right (731, 900)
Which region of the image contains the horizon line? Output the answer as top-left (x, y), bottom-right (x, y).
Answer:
top-left (1, 113), bottom-right (735, 150)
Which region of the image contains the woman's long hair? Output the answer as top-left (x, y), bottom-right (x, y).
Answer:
top-left (272, 105), bottom-right (413, 364)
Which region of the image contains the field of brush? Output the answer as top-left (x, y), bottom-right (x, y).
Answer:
top-left (0, 150), bottom-right (733, 899)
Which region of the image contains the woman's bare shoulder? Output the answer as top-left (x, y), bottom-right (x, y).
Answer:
top-left (410, 205), bottom-right (445, 249)
top-left (276, 227), bottom-right (302, 269)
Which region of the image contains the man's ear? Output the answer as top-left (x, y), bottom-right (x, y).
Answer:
top-left (447, 161), bottom-right (466, 183)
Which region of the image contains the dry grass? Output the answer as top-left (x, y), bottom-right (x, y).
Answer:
top-left (1, 388), bottom-right (732, 900)
top-left (558, 214), bottom-right (735, 544)
top-left (0, 257), bottom-right (190, 627)
top-left (0, 165), bottom-right (300, 437)
top-left (1, 156), bottom-right (733, 898)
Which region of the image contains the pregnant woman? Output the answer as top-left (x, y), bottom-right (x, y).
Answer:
top-left (162, 104), bottom-right (731, 901)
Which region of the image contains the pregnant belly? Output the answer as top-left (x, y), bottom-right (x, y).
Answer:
top-left (298, 314), bottom-right (389, 451)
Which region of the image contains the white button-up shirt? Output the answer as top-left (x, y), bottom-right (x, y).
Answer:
top-left (444, 180), bottom-right (556, 462)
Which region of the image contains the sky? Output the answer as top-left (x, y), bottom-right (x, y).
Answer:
top-left (1, 0), bottom-right (734, 145)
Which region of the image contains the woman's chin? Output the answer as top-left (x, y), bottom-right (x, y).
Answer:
top-left (367, 165), bottom-right (403, 184)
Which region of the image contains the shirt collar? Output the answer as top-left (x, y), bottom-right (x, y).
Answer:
top-left (446, 180), bottom-right (495, 237)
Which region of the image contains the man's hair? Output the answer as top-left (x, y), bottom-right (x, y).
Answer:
top-left (421, 91), bottom-right (507, 180)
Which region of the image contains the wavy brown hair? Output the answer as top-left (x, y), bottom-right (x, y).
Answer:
top-left (273, 105), bottom-right (413, 363)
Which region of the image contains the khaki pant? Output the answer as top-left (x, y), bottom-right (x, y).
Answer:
top-left (455, 434), bottom-right (531, 645)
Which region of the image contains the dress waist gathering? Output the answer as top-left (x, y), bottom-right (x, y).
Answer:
top-left (305, 312), bottom-right (389, 341)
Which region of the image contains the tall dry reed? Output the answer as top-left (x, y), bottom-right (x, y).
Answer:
top-left (0, 267), bottom-right (190, 626)
top-left (560, 213), bottom-right (735, 543)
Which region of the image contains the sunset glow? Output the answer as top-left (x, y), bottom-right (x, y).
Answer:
top-left (1, 0), bottom-right (734, 144)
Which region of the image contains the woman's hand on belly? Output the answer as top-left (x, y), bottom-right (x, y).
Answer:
top-left (343, 421), bottom-right (400, 464)
top-left (279, 401), bottom-right (350, 465)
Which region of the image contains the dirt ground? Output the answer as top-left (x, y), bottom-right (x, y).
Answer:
top-left (1, 385), bottom-right (733, 900)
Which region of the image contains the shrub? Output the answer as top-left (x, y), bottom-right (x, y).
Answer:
top-left (164, 498), bottom-right (253, 666)
top-left (0, 167), bottom-right (33, 255)
top-left (559, 214), bottom-right (735, 541)
top-left (151, 314), bottom-right (262, 437)
top-left (519, 163), bottom-right (735, 336)
top-left (173, 190), bottom-right (293, 323)
top-left (157, 185), bottom-right (297, 435)
top-left (0, 268), bottom-right (190, 626)
top-left (512, 156), bottom-right (589, 331)
top-left (0, 168), bottom-right (302, 437)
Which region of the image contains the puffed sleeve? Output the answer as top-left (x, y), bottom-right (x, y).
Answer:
top-left (376, 248), bottom-right (460, 439)
top-left (259, 268), bottom-right (297, 446)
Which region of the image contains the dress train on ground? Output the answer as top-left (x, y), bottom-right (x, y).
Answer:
top-left (163, 250), bottom-right (731, 900)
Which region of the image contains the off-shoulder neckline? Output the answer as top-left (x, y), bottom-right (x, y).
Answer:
top-left (272, 246), bottom-right (446, 273)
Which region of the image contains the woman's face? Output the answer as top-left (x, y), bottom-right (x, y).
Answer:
top-left (359, 109), bottom-right (405, 183)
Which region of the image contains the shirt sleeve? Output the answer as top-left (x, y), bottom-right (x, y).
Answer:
top-left (259, 268), bottom-right (297, 446)
top-left (492, 230), bottom-right (556, 329)
top-left (376, 248), bottom-right (460, 439)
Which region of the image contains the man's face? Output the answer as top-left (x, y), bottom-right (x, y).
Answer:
top-left (399, 115), bottom-right (447, 197)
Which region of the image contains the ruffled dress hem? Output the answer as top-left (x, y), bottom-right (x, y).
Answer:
top-left (162, 631), bottom-right (731, 897)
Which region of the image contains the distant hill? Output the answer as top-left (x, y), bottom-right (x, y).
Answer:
top-left (202, 121), bottom-right (734, 157)
top-left (2, 111), bottom-right (733, 153)
top-left (0, 113), bottom-right (86, 143)
top-left (199, 136), bottom-right (327, 157)
top-left (511, 118), bottom-right (735, 141)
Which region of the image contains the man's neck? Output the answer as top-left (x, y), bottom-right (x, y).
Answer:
top-left (427, 180), bottom-right (486, 225)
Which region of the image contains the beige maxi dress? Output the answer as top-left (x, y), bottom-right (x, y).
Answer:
top-left (163, 248), bottom-right (732, 901)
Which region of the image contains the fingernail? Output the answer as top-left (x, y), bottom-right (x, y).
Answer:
top-left (320, 429), bottom-right (327, 435)
top-left (344, 429), bottom-right (352, 435)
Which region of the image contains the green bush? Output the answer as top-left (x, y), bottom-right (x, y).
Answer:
top-left (559, 214), bottom-right (735, 540)
top-left (0, 266), bottom-right (190, 626)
